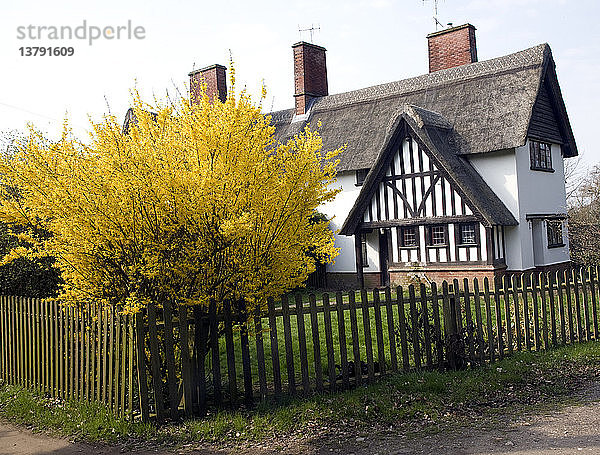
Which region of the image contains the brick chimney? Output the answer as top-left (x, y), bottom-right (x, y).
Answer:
top-left (292, 42), bottom-right (328, 116)
top-left (189, 64), bottom-right (227, 104)
top-left (427, 24), bottom-right (477, 73)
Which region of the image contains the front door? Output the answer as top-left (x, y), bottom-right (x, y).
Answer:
top-left (379, 229), bottom-right (390, 286)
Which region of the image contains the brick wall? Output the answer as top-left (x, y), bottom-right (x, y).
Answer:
top-left (324, 263), bottom-right (571, 290)
top-left (390, 266), bottom-right (504, 285)
top-left (189, 64), bottom-right (227, 104)
top-left (293, 42), bottom-right (328, 115)
top-left (427, 24), bottom-right (477, 73)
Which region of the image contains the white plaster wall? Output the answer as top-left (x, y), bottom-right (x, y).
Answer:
top-left (468, 142), bottom-right (570, 270)
top-left (469, 149), bottom-right (527, 269)
top-left (469, 149), bottom-right (519, 218)
top-left (364, 230), bottom-right (381, 271)
top-left (319, 171), bottom-right (363, 273)
top-left (515, 141), bottom-right (570, 267)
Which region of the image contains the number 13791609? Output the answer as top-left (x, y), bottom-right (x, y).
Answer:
top-left (19, 47), bottom-right (75, 56)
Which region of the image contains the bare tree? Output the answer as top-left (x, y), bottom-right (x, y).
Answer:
top-left (568, 162), bottom-right (600, 264)
top-left (565, 154), bottom-right (587, 208)
top-left (0, 129), bottom-right (26, 159)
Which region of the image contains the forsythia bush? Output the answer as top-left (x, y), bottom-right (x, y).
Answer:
top-left (0, 72), bottom-right (341, 314)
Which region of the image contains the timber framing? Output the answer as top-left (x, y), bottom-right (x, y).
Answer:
top-left (340, 111), bottom-right (516, 237)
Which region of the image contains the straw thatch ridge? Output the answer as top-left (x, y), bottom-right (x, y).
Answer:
top-left (270, 43), bottom-right (577, 172)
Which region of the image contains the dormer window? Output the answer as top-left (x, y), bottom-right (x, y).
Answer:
top-left (530, 140), bottom-right (553, 171)
top-left (355, 168), bottom-right (369, 186)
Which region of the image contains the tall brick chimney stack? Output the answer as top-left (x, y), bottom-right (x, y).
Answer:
top-left (189, 64), bottom-right (227, 104)
top-left (427, 24), bottom-right (477, 73)
top-left (293, 42), bottom-right (328, 116)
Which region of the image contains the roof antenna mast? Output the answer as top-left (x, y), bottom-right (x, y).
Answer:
top-left (298, 24), bottom-right (320, 43)
top-left (422, 0), bottom-right (445, 31)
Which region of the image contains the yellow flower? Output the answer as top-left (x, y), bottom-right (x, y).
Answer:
top-left (0, 65), bottom-right (341, 317)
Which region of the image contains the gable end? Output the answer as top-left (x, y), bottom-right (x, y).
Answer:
top-left (360, 134), bottom-right (478, 226)
top-left (527, 79), bottom-right (563, 145)
top-left (525, 54), bottom-right (578, 157)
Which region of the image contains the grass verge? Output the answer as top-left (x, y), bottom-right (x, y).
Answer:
top-left (1, 340), bottom-right (599, 449)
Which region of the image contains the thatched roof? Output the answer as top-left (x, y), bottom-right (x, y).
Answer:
top-left (270, 43), bottom-right (577, 172)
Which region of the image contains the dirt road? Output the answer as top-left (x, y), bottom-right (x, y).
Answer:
top-left (2, 383), bottom-right (599, 455)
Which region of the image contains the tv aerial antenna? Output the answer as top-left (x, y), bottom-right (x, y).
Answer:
top-left (422, 0), bottom-right (446, 31)
top-left (299, 24), bottom-right (320, 43)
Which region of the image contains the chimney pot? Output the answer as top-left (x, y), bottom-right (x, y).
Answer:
top-left (427, 24), bottom-right (477, 73)
top-left (292, 41), bottom-right (328, 116)
top-left (189, 64), bottom-right (227, 104)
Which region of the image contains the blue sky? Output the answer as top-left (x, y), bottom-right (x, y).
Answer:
top-left (1, 0), bottom-right (598, 166)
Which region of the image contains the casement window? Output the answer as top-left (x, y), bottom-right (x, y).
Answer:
top-left (401, 226), bottom-right (418, 247)
top-left (547, 219), bottom-right (564, 248)
top-left (428, 225), bottom-right (447, 246)
top-left (530, 140), bottom-right (553, 171)
top-left (355, 168), bottom-right (369, 186)
top-left (361, 234), bottom-right (369, 267)
top-left (458, 222), bottom-right (478, 245)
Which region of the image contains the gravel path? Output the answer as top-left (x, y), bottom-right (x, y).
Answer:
top-left (2, 382), bottom-right (599, 455)
top-left (299, 381), bottom-right (600, 455)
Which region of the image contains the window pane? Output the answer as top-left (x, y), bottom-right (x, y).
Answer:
top-left (356, 168), bottom-right (369, 186)
top-left (431, 226), bottom-right (446, 245)
top-left (403, 227), bottom-right (417, 246)
top-left (545, 144), bottom-right (552, 168)
top-left (547, 220), bottom-right (563, 247)
top-left (460, 223), bottom-right (477, 244)
top-left (530, 141), bottom-right (553, 170)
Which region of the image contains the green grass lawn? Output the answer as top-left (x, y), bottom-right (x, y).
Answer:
top-left (2, 340), bottom-right (599, 447)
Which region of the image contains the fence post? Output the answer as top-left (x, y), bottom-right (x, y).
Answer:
top-left (442, 281), bottom-right (465, 370)
top-left (147, 302), bottom-right (164, 420)
top-left (194, 306), bottom-right (208, 415)
top-left (134, 311), bottom-right (150, 422)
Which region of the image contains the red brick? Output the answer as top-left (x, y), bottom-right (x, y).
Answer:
top-left (189, 64), bottom-right (227, 104)
top-left (427, 24), bottom-right (477, 73)
top-left (292, 42), bottom-right (328, 115)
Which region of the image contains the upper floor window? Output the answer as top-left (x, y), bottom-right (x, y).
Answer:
top-left (547, 219), bottom-right (564, 248)
top-left (356, 168), bottom-right (369, 186)
top-left (458, 223), bottom-right (478, 245)
top-left (530, 140), bottom-right (553, 171)
top-left (401, 226), bottom-right (418, 247)
top-left (428, 225), bottom-right (447, 246)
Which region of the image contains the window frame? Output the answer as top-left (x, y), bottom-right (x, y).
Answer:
top-left (457, 222), bottom-right (479, 246)
top-left (529, 140), bottom-right (554, 172)
top-left (355, 168), bottom-right (369, 186)
top-left (546, 219), bottom-right (564, 248)
top-left (427, 224), bottom-right (448, 247)
top-left (361, 234), bottom-right (369, 267)
top-left (400, 226), bottom-right (419, 248)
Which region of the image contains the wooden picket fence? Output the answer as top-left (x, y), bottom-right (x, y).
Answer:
top-left (0, 296), bottom-right (138, 419)
top-left (135, 266), bottom-right (600, 421)
top-left (1, 265), bottom-right (600, 423)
